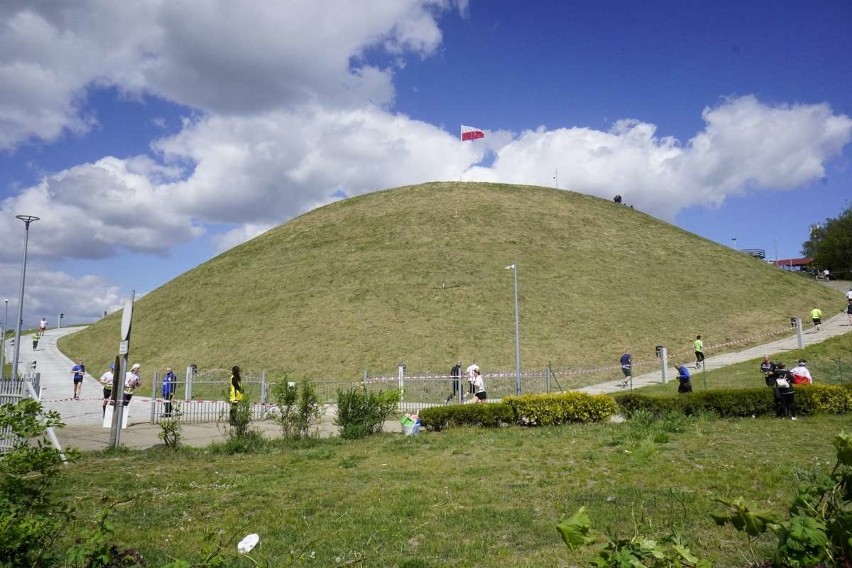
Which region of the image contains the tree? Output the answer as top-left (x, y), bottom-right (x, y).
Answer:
top-left (801, 205), bottom-right (852, 278)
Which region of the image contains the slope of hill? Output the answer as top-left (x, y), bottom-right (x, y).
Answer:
top-left (60, 182), bottom-right (842, 380)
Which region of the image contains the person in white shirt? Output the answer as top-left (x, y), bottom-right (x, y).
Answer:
top-left (39, 318), bottom-right (47, 333)
top-left (473, 370), bottom-right (486, 402)
top-left (98, 364), bottom-right (114, 416)
top-left (123, 363), bottom-right (142, 406)
top-left (846, 287), bottom-right (852, 301)
top-left (465, 363), bottom-right (479, 395)
top-left (790, 360), bottom-right (813, 385)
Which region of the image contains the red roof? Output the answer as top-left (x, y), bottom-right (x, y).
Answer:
top-left (773, 257), bottom-right (811, 267)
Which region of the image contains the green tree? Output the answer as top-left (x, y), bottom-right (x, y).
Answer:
top-left (801, 205), bottom-right (852, 278)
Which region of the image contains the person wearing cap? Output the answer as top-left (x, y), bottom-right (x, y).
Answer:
top-left (162, 366), bottom-right (177, 417)
top-left (791, 360), bottom-right (813, 385)
top-left (98, 363), bottom-right (115, 416)
top-left (810, 307), bottom-right (822, 332)
top-left (123, 363), bottom-right (142, 406)
top-left (70, 359), bottom-right (86, 400)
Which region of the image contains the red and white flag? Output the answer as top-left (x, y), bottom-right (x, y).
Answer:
top-left (460, 125), bottom-right (485, 141)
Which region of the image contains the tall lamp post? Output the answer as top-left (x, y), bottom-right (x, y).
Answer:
top-left (0, 299), bottom-right (8, 378)
top-left (505, 263), bottom-right (522, 395)
top-left (731, 237), bottom-right (737, 250)
top-left (11, 215), bottom-right (40, 381)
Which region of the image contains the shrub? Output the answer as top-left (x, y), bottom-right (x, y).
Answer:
top-left (271, 377), bottom-right (322, 439)
top-left (157, 402), bottom-right (182, 449)
top-left (0, 400), bottom-right (78, 566)
top-left (504, 392), bottom-right (617, 426)
top-left (334, 387), bottom-right (401, 440)
top-left (614, 385), bottom-right (851, 419)
top-left (419, 402), bottom-right (515, 431)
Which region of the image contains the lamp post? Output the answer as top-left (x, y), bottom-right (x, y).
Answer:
top-left (731, 237), bottom-right (737, 250)
top-left (773, 238), bottom-right (778, 265)
top-left (505, 263), bottom-right (521, 395)
top-left (0, 299), bottom-right (8, 378)
top-left (11, 215), bottom-right (39, 381)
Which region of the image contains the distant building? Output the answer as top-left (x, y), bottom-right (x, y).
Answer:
top-left (772, 257), bottom-right (812, 271)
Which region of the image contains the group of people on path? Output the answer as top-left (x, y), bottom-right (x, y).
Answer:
top-left (446, 361), bottom-right (486, 404)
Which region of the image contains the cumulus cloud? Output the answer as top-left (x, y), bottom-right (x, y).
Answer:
top-left (0, 0), bottom-right (456, 149)
top-left (468, 96), bottom-right (852, 219)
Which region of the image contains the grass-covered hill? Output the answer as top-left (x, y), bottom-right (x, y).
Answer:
top-left (59, 182), bottom-right (843, 380)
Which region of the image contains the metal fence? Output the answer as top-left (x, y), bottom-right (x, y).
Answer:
top-left (0, 372), bottom-right (41, 453)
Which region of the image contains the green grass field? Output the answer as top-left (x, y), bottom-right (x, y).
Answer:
top-left (58, 414), bottom-right (849, 567)
top-left (59, 182), bottom-right (843, 384)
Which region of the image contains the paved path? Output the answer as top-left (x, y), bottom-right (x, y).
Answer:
top-left (14, 304), bottom-right (852, 452)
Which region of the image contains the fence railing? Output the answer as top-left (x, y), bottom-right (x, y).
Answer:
top-left (0, 373), bottom-right (41, 453)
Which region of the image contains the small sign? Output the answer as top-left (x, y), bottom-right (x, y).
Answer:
top-left (119, 340), bottom-right (129, 355)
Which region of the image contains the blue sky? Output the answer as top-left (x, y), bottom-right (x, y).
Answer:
top-left (0, 0), bottom-right (850, 327)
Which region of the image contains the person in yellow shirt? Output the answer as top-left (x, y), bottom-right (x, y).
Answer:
top-left (810, 307), bottom-right (822, 332)
top-left (228, 365), bottom-right (244, 425)
top-left (693, 335), bottom-right (704, 369)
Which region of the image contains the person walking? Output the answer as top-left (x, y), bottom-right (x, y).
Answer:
top-left (98, 363), bottom-right (114, 416)
top-left (472, 369), bottom-right (486, 402)
top-left (847, 300), bottom-right (852, 326)
top-left (228, 365), bottom-right (244, 426)
top-left (773, 363), bottom-right (796, 420)
top-left (39, 317), bottom-right (47, 334)
top-left (465, 362), bottom-right (480, 395)
top-left (693, 335), bottom-right (705, 369)
top-left (446, 361), bottom-right (461, 404)
top-left (123, 363), bottom-right (141, 406)
top-left (846, 287), bottom-right (852, 302)
top-left (810, 306), bottom-right (823, 332)
top-left (32, 332), bottom-right (40, 351)
top-left (675, 363), bottom-right (692, 394)
top-left (71, 359), bottom-right (85, 399)
top-left (162, 366), bottom-right (177, 417)
top-left (619, 349), bottom-right (632, 388)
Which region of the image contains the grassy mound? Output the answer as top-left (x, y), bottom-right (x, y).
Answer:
top-left (60, 182), bottom-right (842, 379)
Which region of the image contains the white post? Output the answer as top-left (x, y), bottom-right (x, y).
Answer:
top-left (795, 317), bottom-right (804, 349)
top-left (660, 347), bottom-right (669, 384)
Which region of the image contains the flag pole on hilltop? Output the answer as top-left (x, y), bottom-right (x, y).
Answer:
top-left (460, 125), bottom-right (485, 182)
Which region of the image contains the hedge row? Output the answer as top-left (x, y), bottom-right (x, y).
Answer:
top-left (418, 385), bottom-right (852, 431)
top-left (419, 392), bottom-right (617, 431)
top-left (613, 384), bottom-right (852, 418)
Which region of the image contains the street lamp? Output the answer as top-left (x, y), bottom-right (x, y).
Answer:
top-left (731, 237), bottom-right (737, 250)
top-left (11, 215), bottom-right (39, 381)
top-left (505, 263), bottom-right (522, 395)
top-left (0, 299), bottom-right (7, 378)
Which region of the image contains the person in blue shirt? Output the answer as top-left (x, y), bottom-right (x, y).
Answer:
top-left (162, 366), bottom-right (177, 417)
top-left (675, 363), bottom-right (692, 394)
top-left (70, 359), bottom-right (85, 399)
top-left (619, 349), bottom-right (632, 388)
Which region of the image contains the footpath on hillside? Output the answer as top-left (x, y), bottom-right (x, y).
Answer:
top-left (11, 288), bottom-right (852, 452)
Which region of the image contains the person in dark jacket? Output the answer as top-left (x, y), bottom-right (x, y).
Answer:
top-left (446, 361), bottom-right (461, 404)
top-left (773, 363), bottom-right (796, 420)
top-left (162, 367), bottom-right (177, 417)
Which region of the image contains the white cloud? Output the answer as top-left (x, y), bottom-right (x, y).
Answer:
top-left (469, 96), bottom-right (852, 219)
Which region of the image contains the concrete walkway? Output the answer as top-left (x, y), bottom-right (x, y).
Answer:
top-left (13, 304), bottom-right (852, 452)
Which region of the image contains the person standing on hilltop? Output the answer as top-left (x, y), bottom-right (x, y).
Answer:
top-left (810, 306), bottom-right (822, 332)
top-left (619, 349), bottom-right (632, 388)
top-left (693, 335), bottom-right (705, 369)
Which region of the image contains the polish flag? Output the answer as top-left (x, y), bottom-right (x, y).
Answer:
top-left (460, 125), bottom-right (485, 141)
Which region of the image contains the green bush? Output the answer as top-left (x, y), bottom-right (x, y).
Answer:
top-left (504, 392), bottom-right (617, 426)
top-left (614, 385), bottom-right (852, 419)
top-left (420, 402), bottom-right (515, 431)
top-left (271, 377), bottom-right (322, 439)
top-left (334, 387), bottom-right (401, 440)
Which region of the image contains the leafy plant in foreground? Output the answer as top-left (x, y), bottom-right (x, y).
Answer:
top-left (158, 402), bottom-right (183, 449)
top-left (557, 506), bottom-right (710, 567)
top-left (334, 387), bottom-right (400, 440)
top-left (712, 431), bottom-right (852, 567)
